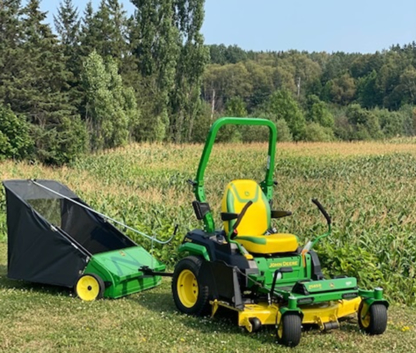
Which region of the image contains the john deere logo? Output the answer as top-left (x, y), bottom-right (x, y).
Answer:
top-left (269, 261), bottom-right (298, 268)
top-left (119, 251), bottom-right (126, 256)
top-left (330, 282), bottom-right (334, 288)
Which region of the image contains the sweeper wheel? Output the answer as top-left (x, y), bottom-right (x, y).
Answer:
top-left (75, 273), bottom-right (105, 301)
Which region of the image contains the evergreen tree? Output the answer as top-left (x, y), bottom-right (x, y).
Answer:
top-left (170, 0), bottom-right (209, 142)
top-left (80, 0), bottom-right (129, 62)
top-left (106, 0), bottom-right (129, 62)
top-left (79, 0), bottom-right (138, 114)
top-left (54, 0), bottom-right (80, 49)
top-left (82, 51), bottom-right (140, 150)
top-left (130, 0), bottom-right (180, 141)
top-left (93, 1), bottom-right (112, 57)
top-left (0, 0), bottom-right (22, 48)
top-left (0, 0), bottom-right (25, 107)
top-left (105, 0), bottom-right (139, 90)
top-left (79, 1), bottom-right (96, 57)
top-left (19, 0), bottom-right (87, 164)
top-left (54, 0), bottom-right (82, 107)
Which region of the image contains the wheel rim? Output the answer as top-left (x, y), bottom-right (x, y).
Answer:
top-left (76, 275), bottom-right (100, 301)
top-left (361, 311), bottom-right (371, 328)
top-left (359, 302), bottom-right (371, 329)
top-left (277, 322), bottom-right (283, 339)
top-left (177, 269), bottom-right (199, 308)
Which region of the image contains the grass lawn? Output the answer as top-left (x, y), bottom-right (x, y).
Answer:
top-left (0, 241), bottom-right (415, 353)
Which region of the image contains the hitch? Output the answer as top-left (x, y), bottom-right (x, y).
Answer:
top-left (140, 266), bottom-right (174, 277)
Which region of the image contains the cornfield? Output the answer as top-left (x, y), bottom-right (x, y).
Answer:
top-left (1, 141), bottom-right (415, 304)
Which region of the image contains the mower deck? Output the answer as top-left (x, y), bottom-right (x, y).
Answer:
top-left (212, 296), bottom-right (361, 332)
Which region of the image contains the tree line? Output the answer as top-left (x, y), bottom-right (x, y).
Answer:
top-left (1, 0), bottom-right (416, 164)
top-left (204, 44), bottom-right (416, 142)
top-left (0, 0), bottom-right (207, 164)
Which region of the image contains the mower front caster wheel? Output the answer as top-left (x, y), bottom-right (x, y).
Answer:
top-left (75, 273), bottom-right (105, 301)
top-left (172, 256), bottom-right (209, 316)
top-left (358, 303), bottom-right (388, 335)
top-left (277, 314), bottom-right (302, 347)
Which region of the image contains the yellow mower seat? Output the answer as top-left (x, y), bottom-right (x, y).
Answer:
top-left (221, 179), bottom-right (298, 254)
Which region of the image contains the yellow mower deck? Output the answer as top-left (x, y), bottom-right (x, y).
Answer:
top-left (211, 297), bottom-right (362, 332)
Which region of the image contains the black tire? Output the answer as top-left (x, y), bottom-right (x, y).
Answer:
top-left (277, 314), bottom-right (302, 347)
top-left (75, 273), bottom-right (105, 301)
top-left (172, 256), bottom-right (210, 316)
top-left (358, 302), bottom-right (388, 335)
top-left (249, 317), bottom-right (262, 333)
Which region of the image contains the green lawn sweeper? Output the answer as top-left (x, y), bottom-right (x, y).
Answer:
top-left (170, 117), bottom-right (388, 347)
top-left (2, 179), bottom-right (166, 300)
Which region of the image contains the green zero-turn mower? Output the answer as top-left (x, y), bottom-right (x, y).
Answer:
top-left (171, 117), bottom-right (388, 347)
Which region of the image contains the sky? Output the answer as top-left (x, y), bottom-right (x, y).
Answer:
top-left (41, 0), bottom-right (416, 54)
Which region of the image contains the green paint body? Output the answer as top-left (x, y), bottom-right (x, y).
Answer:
top-left (178, 242), bottom-right (211, 261)
top-left (84, 246), bottom-right (165, 299)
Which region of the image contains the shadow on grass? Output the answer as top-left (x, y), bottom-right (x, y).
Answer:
top-left (129, 290), bottom-right (278, 344)
top-left (128, 291), bottom-right (175, 312)
top-left (0, 263), bottom-right (73, 298)
top-left (131, 288), bottom-right (362, 347)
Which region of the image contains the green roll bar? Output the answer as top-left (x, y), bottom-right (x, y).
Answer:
top-left (193, 117), bottom-right (277, 233)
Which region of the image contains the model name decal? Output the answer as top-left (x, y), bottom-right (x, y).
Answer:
top-left (308, 284), bottom-right (322, 289)
top-left (269, 261), bottom-right (298, 268)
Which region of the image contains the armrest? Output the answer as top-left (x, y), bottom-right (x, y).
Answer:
top-left (192, 201), bottom-right (211, 220)
top-left (220, 212), bottom-right (239, 221)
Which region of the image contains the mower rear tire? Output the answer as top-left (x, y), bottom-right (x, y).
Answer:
top-left (172, 256), bottom-right (209, 316)
top-left (358, 302), bottom-right (387, 335)
top-left (277, 314), bottom-right (302, 347)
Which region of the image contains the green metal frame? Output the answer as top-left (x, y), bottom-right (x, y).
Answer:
top-left (194, 117), bottom-right (278, 233)
top-left (177, 242), bottom-right (211, 261)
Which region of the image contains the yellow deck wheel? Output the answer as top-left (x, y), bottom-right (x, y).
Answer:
top-left (276, 314), bottom-right (302, 347)
top-left (75, 274), bottom-right (105, 301)
top-left (358, 302), bottom-right (388, 335)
